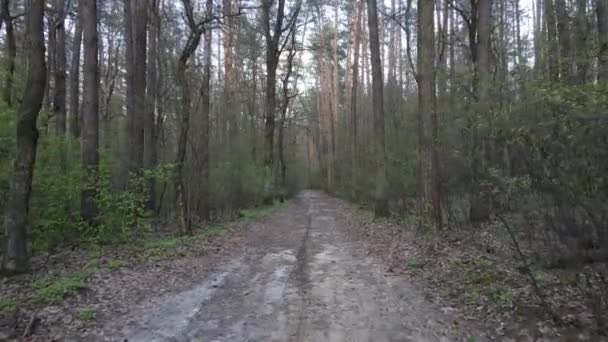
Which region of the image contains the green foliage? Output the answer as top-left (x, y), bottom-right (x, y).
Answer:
top-left (76, 307), bottom-right (96, 321)
top-left (407, 256), bottom-right (426, 271)
top-left (94, 160), bottom-right (173, 244)
top-left (210, 161), bottom-right (272, 210)
top-left (106, 259), bottom-right (124, 270)
top-left (0, 298), bottom-right (16, 315)
top-left (34, 268), bottom-right (95, 304)
top-left (29, 137), bottom-right (84, 252)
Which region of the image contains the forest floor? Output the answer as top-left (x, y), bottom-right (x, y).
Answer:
top-left (0, 190), bottom-right (602, 341)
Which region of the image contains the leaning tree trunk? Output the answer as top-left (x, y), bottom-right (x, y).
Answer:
top-left (80, 0), bottom-right (100, 224)
top-left (2, 0), bottom-right (46, 274)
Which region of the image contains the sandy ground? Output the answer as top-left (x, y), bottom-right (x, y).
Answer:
top-left (93, 191), bottom-right (472, 341)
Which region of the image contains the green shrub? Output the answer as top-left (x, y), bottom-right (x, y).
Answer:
top-left (34, 269), bottom-right (95, 304)
top-left (76, 307), bottom-right (96, 321)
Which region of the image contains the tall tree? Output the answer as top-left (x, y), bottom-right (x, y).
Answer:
top-left (69, 0), bottom-right (83, 138)
top-left (416, 0), bottom-right (441, 230)
top-left (597, 0), bottom-right (608, 82)
top-left (367, 0), bottom-right (389, 217)
top-left (469, 0), bottom-right (492, 222)
top-left (1, 0), bottom-right (46, 274)
top-left (197, 0), bottom-right (214, 222)
top-left (53, 0), bottom-right (67, 136)
top-left (144, 0), bottom-right (159, 209)
top-left (175, 0), bottom-right (205, 234)
top-left (130, 0), bottom-right (148, 174)
top-left (350, 0), bottom-right (363, 198)
top-left (545, 0), bottom-right (560, 82)
top-left (261, 0), bottom-right (300, 175)
top-left (81, 0), bottom-right (100, 223)
top-left (0, 0), bottom-right (16, 107)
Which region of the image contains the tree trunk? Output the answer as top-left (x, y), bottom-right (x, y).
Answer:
top-left (367, 0), bottom-right (389, 217)
top-left (80, 0), bottom-right (99, 224)
top-left (197, 0), bottom-right (213, 222)
top-left (130, 0), bottom-right (147, 174)
top-left (597, 0), bottom-right (608, 82)
top-left (350, 0), bottom-right (363, 198)
top-left (53, 0), bottom-right (67, 136)
top-left (469, 0), bottom-right (492, 223)
top-left (545, 0), bottom-right (560, 82)
top-left (144, 0), bottom-right (159, 209)
top-left (69, 1), bottom-right (82, 138)
top-left (416, 0), bottom-right (441, 231)
top-left (175, 0), bottom-right (204, 234)
top-left (2, 0), bottom-right (46, 274)
top-left (1, 0), bottom-right (16, 107)
top-left (575, 0), bottom-right (589, 84)
top-left (555, 0), bottom-right (572, 82)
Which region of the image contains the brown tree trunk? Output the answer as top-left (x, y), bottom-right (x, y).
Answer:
top-left (545, 0), bottom-right (560, 82)
top-left (144, 0), bottom-right (159, 209)
top-left (175, 0), bottom-right (204, 234)
top-left (416, 0), bottom-right (441, 230)
top-left (575, 0), bottom-right (589, 84)
top-left (469, 0), bottom-right (492, 222)
top-left (69, 1), bottom-right (82, 138)
top-left (130, 0), bottom-right (148, 174)
top-left (350, 0), bottom-right (363, 198)
top-left (597, 0), bottom-right (608, 82)
top-left (1, 0), bottom-right (46, 274)
top-left (555, 0), bottom-right (572, 82)
top-left (80, 0), bottom-right (100, 224)
top-left (53, 0), bottom-right (67, 136)
top-left (197, 0), bottom-right (213, 222)
top-left (1, 0), bottom-right (16, 107)
top-left (367, 0), bottom-right (389, 217)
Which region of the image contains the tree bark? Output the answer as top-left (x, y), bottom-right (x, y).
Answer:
top-left (367, 0), bottom-right (389, 217)
top-left (175, 0), bottom-right (204, 234)
top-left (130, 0), bottom-right (148, 174)
top-left (197, 0), bottom-right (213, 222)
top-left (416, 0), bottom-right (441, 230)
top-left (69, 1), bottom-right (83, 138)
top-left (545, 0), bottom-right (560, 82)
top-left (144, 0), bottom-right (159, 209)
top-left (575, 0), bottom-right (589, 84)
top-left (1, 0), bottom-right (46, 274)
top-left (597, 0), bottom-right (608, 82)
top-left (1, 0), bottom-right (16, 107)
top-left (350, 0), bottom-right (363, 198)
top-left (53, 0), bottom-right (67, 136)
top-left (555, 0), bottom-right (572, 82)
top-left (80, 0), bottom-right (100, 224)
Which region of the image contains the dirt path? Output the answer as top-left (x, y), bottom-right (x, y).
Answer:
top-left (99, 191), bottom-right (471, 341)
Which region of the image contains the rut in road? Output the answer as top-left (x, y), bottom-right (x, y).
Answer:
top-left (105, 191), bottom-right (469, 342)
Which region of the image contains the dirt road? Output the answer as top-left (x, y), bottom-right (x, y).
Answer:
top-left (104, 191), bottom-right (470, 341)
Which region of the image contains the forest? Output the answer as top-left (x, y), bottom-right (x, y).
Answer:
top-left (0, 0), bottom-right (607, 339)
